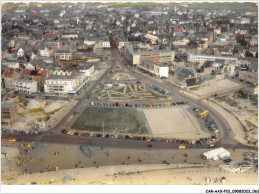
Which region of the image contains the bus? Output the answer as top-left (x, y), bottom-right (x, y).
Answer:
top-left (178, 145), bottom-right (186, 149)
top-left (198, 110), bottom-right (209, 118)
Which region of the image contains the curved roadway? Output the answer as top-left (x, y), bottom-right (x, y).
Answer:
top-left (1, 49), bottom-right (253, 150)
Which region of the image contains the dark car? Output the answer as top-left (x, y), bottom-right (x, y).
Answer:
top-left (125, 135), bottom-right (129, 139)
top-left (105, 134), bottom-right (110, 138)
top-left (142, 136), bottom-right (146, 141)
top-left (96, 134), bottom-right (102, 138)
top-left (61, 129), bottom-right (66, 133)
top-left (172, 102), bottom-right (176, 105)
top-left (196, 140), bottom-right (202, 144)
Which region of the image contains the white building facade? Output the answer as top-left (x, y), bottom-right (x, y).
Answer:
top-left (239, 71), bottom-right (258, 85)
top-left (13, 79), bottom-right (38, 94)
top-left (44, 71), bottom-right (87, 94)
top-left (188, 52), bottom-right (237, 63)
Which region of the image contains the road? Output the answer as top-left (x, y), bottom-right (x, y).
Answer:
top-left (1, 132), bottom-right (256, 150)
top-left (111, 49), bottom-right (237, 146)
top-left (1, 47), bottom-right (252, 150)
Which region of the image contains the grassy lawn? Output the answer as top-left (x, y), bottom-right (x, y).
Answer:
top-left (71, 107), bottom-right (150, 134)
top-left (98, 84), bottom-right (165, 100)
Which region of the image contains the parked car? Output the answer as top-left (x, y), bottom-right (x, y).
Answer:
top-left (96, 134), bottom-right (102, 138)
top-left (208, 144), bottom-right (216, 148)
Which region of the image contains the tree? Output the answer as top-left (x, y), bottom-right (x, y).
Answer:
top-left (232, 49), bottom-right (238, 55)
top-left (188, 40), bottom-right (197, 46)
top-left (235, 34), bottom-right (247, 46)
top-left (245, 51), bottom-right (253, 58)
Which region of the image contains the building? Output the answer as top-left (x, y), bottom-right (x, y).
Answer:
top-left (175, 68), bottom-right (198, 88)
top-left (102, 41), bottom-right (111, 48)
top-left (187, 51), bottom-right (237, 63)
top-left (124, 44), bottom-right (175, 66)
top-left (222, 61), bottom-right (237, 77)
top-left (44, 70), bottom-right (87, 95)
top-left (1, 59), bottom-right (20, 69)
top-left (139, 60), bottom-right (169, 78)
top-left (17, 48), bottom-right (24, 57)
top-left (203, 148), bottom-right (230, 160)
top-left (61, 33), bottom-right (78, 40)
top-left (144, 34), bottom-right (158, 44)
top-left (54, 49), bottom-right (72, 60)
top-left (1, 103), bottom-right (17, 125)
top-left (45, 40), bottom-right (61, 49)
top-left (172, 39), bottom-right (190, 46)
top-left (79, 64), bottom-right (95, 77)
top-left (13, 79), bottom-right (38, 94)
top-left (250, 35), bottom-right (258, 46)
top-left (243, 86), bottom-right (258, 95)
top-left (239, 71), bottom-right (258, 86)
top-left (2, 69), bottom-right (20, 89)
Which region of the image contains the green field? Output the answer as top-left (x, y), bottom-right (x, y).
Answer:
top-left (71, 107), bottom-right (150, 134)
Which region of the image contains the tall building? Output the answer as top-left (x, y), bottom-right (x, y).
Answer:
top-left (124, 44), bottom-right (175, 66)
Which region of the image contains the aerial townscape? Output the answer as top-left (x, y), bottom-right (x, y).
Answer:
top-left (1, 1), bottom-right (258, 190)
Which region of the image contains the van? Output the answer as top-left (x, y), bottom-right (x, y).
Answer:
top-left (178, 145), bottom-right (186, 149)
top-left (7, 138), bottom-right (16, 142)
